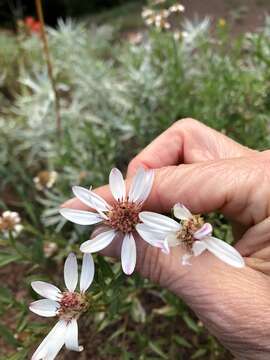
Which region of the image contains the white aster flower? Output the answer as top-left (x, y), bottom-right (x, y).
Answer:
top-left (30, 253), bottom-right (94, 360)
top-left (0, 210), bottom-right (23, 237)
top-left (60, 168), bottom-right (162, 275)
top-left (137, 203), bottom-right (245, 268)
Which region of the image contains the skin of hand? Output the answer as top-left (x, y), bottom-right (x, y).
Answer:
top-left (63, 118), bottom-right (270, 360)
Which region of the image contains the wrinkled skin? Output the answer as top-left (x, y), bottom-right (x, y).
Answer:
top-left (63, 118), bottom-right (270, 360)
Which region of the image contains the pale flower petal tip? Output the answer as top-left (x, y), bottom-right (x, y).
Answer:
top-left (109, 168), bottom-right (126, 201)
top-left (173, 203), bottom-right (192, 220)
top-left (121, 233), bottom-right (137, 275)
top-left (64, 253), bottom-right (78, 292)
top-left (204, 236), bottom-right (245, 268)
top-left (194, 223), bottom-right (213, 239)
top-left (161, 239), bottom-right (170, 255)
top-left (182, 254), bottom-right (192, 266)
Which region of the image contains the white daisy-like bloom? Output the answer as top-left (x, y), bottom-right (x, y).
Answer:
top-left (60, 168), bottom-right (163, 275)
top-left (0, 210), bottom-right (23, 237)
top-left (137, 203), bottom-right (245, 268)
top-left (30, 253), bottom-right (94, 360)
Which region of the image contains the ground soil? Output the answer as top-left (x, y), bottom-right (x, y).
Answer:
top-left (182, 0), bottom-right (270, 33)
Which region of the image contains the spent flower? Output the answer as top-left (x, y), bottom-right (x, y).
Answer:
top-left (137, 203), bottom-right (245, 268)
top-left (60, 168), bottom-right (163, 275)
top-left (34, 170), bottom-right (58, 191)
top-left (0, 210), bottom-right (23, 237)
top-left (29, 253), bottom-right (94, 359)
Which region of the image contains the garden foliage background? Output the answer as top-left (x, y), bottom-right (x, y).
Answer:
top-left (1, 0), bottom-right (270, 359)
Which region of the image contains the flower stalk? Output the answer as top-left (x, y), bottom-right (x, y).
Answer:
top-left (35, 0), bottom-right (61, 136)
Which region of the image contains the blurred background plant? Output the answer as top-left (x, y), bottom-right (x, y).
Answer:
top-left (1, 0), bottom-right (270, 359)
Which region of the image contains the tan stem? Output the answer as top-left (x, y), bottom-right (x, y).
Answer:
top-left (35, 0), bottom-right (61, 136)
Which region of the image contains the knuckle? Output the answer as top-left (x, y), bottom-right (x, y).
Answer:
top-left (127, 156), bottom-right (141, 174)
top-left (174, 117), bottom-right (200, 129)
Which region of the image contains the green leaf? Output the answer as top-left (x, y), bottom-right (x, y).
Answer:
top-left (191, 348), bottom-right (208, 359)
top-left (173, 335), bottom-right (192, 348)
top-left (0, 322), bottom-right (19, 347)
top-left (149, 341), bottom-right (168, 359)
top-left (131, 297), bottom-right (146, 323)
top-left (183, 313), bottom-right (200, 334)
top-left (0, 286), bottom-right (13, 304)
top-left (4, 349), bottom-right (28, 360)
top-left (0, 252), bottom-right (21, 267)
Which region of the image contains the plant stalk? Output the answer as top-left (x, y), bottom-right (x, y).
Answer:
top-left (35, 0), bottom-right (61, 136)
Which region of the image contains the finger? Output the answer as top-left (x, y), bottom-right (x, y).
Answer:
top-left (236, 217), bottom-right (270, 255)
top-left (64, 154), bottom-right (269, 229)
top-left (127, 118), bottom-right (256, 177)
top-left (245, 257), bottom-right (270, 275)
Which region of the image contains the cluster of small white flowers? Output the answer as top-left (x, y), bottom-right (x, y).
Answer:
top-left (0, 210), bottom-right (23, 237)
top-left (30, 167), bottom-right (244, 359)
top-left (142, 3), bottom-right (185, 31)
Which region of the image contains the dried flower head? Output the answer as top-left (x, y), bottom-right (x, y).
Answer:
top-left (34, 170), bottom-right (58, 191)
top-left (43, 241), bottom-right (58, 258)
top-left (60, 168), bottom-right (163, 275)
top-left (126, 31), bottom-right (143, 45)
top-left (0, 211), bottom-right (23, 237)
top-left (30, 253), bottom-right (94, 359)
top-left (137, 204), bottom-right (245, 268)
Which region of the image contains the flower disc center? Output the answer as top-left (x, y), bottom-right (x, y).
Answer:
top-left (58, 292), bottom-right (87, 320)
top-left (176, 215), bottom-right (204, 251)
top-left (107, 201), bottom-right (141, 233)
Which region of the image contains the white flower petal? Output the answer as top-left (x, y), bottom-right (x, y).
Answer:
top-left (161, 238), bottom-right (170, 254)
top-left (192, 240), bottom-right (207, 256)
top-left (182, 253), bottom-right (192, 266)
top-left (128, 167), bottom-right (145, 202)
top-left (139, 211), bottom-right (181, 233)
top-left (59, 208), bottom-right (103, 225)
top-left (80, 253), bottom-right (94, 293)
top-left (204, 236), bottom-right (245, 268)
top-left (29, 299), bottom-right (60, 317)
top-left (136, 223), bottom-right (167, 247)
top-left (194, 223), bottom-right (213, 240)
top-left (64, 253), bottom-right (78, 292)
top-left (128, 168), bottom-right (154, 204)
top-left (136, 224), bottom-right (171, 253)
top-left (109, 168), bottom-right (126, 201)
top-left (165, 233), bottom-right (180, 247)
top-left (31, 281), bottom-right (61, 301)
top-left (121, 233), bottom-right (137, 275)
top-left (31, 320), bottom-right (67, 360)
top-left (80, 229), bottom-right (116, 253)
top-left (65, 319), bottom-right (83, 352)
top-left (136, 169), bottom-right (154, 204)
top-left (173, 203), bottom-right (192, 220)
top-left (72, 186), bottom-right (110, 212)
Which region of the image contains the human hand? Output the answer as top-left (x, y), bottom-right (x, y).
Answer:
top-left (63, 118), bottom-right (270, 360)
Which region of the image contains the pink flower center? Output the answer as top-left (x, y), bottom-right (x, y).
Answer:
top-left (58, 292), bottom-right (87, 320)
top-left (107, 200), bottom-right (141, 233)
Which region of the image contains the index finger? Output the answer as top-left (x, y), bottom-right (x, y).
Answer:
top-left (127, 118), bottom-right (256, 177)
